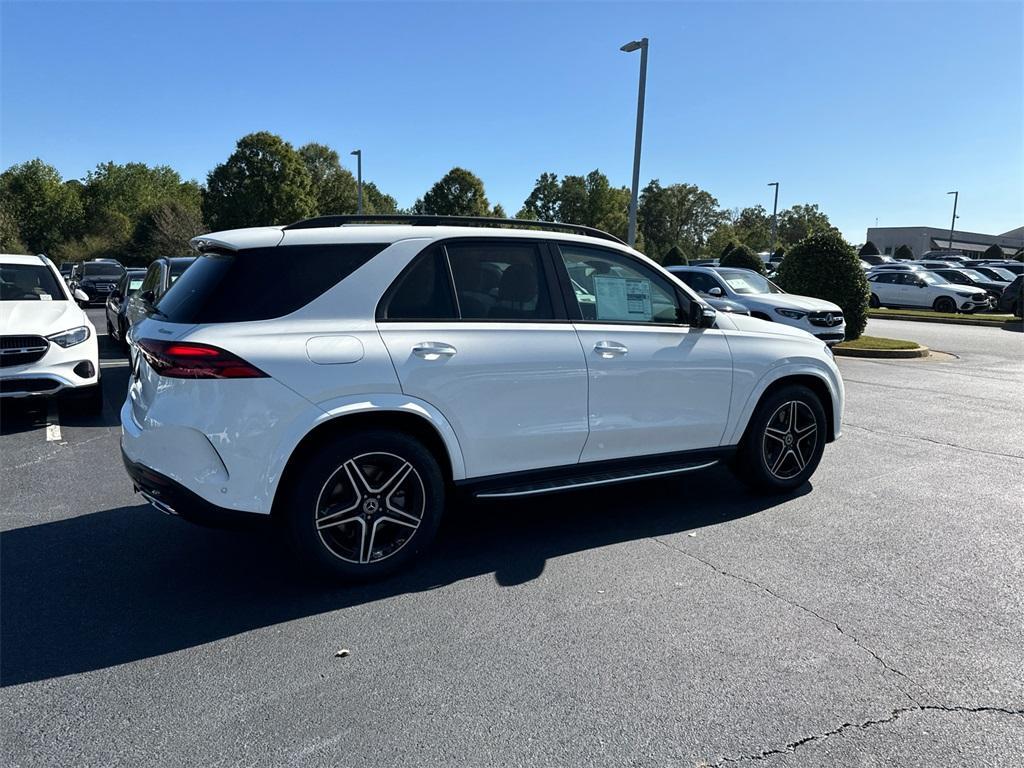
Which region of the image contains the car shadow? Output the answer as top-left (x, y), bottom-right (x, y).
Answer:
top-left (0, 400), bottom-right (50, 436)
top-left (0, 466), bottom-right (808, 686)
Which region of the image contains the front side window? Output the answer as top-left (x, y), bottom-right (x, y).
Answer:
top-left (139, 264), bottom-right (161, 294)
top-left (559, 245), bottom-right (679, 324)
top-left (673, 270), bottom-right (722, 295)
top-left (446, 242), bottom-right (554, 321)
top-left (0, 264), bottom-right (67, 301)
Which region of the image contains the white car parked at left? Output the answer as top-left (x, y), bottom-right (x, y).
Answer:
top-left (1, 253), bottom-right (102, 411)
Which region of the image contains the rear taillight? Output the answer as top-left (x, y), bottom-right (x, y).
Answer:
top-left (136, 339), bottom-right (268, 379)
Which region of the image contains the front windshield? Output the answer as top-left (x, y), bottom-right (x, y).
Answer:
top-left (982, 267), bottom-right (1014, 281)
top-left (0, 263), bottom-right (67, 301)
top-left (920, 273), bottom-right (949, 285)
top-left (717, 269), bottom-right (784, 295)
top-left (958, 269), bottom-right (989, 282)
top-left (84, 263), bottom-right (124, 278)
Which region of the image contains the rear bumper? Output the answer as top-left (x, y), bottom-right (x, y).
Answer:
top-left (121, 450), bottom-right (266, 529)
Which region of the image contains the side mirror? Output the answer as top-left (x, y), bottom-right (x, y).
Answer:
top-left (707, 286), bottom-right (724, 297)
top-left (73, 288), bottom-right (89, 303)
top-left (689, 300), bottom-right (716, 328)
top-left (917, 280), bottom-right (926, 287)
top-left (140, 289), bottom-right (156, 304)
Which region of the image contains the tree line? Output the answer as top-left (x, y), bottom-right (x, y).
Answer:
top-left (0, 130), bottom-right (840, 266)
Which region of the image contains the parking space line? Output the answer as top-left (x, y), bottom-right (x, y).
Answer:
top-left (45, 400), bottom-right (62, 442)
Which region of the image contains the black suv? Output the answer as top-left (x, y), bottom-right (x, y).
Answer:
top-left (70, 260), bottom-right (126, 305)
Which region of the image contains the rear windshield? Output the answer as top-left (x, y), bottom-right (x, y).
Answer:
top-left (156, 243), bottom-right (387, 323)
top-left (83, 263), bottom-right (125, 278)
top-left (1, 263), bottom-right (67, 301)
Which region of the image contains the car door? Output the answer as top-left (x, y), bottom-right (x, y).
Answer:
top-left (898, 273), bottom-right (931, 307)
top-left (870, 273), bottom-right (899, 305)
top-left (125, 263), bottom-right (162, 333)
top-left (376, 241), bottom-right (590, 479)
top-left (554, 244), bottom-right (734, 463)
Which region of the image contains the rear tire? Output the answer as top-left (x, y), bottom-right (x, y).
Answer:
top-left (282, 430), bottom-right (444, 580)
top-left (934, 296), bottom-right (956, 314)
top-left (734, 385), bottom-right (826, 494)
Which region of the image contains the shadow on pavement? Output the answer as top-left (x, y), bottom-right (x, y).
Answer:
top-left (0, 466), bottom-right (807, 686)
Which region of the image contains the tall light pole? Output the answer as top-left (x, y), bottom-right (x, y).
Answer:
top-left (946, 190), bottom-right (958, 252)
top-left (351, 149), bottom-right (363, 214)
top-left (621, 37), bottom-right (648, 248)
top-left (768, 181), bottom-right (779, 252)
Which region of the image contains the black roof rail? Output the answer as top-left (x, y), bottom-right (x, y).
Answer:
top-left (281, 214), bottom-right (626, 245)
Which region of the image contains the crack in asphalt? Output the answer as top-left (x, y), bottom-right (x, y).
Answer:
top-left (844, 422), bottom-right (1024, 461)
top-left (2, 430), bottom-right (117, 471)
top-left (651, 538), bottom-right (924, 707)
top-left (704, 705), bottom-right (1024, 765)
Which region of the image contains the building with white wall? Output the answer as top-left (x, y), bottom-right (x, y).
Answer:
top-left (863, 226), bottom-right (1024, 258)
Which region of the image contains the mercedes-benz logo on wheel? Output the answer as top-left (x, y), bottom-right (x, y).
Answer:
top-left (362, 498), bottom-right (380, 514)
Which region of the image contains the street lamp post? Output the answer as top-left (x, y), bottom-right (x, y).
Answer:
top-left (768, 182), bottom-right (779, 252)
top-left (946, 190), bottom-right (958, 253)
top-left (621, 37), bottom-right (648, 248)
top-left (351, 149), bottom-right (363, 214)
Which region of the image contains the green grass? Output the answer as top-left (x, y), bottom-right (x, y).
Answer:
top-left (836, 335), bottom-right (920, 351)
top-left (868, 308), bottom-right (1016, 324)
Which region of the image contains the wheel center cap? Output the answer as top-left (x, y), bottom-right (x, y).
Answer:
top-left (362, 498), bottom-right (380, 514)
top-left (785, 434), bottom-right (794, 446)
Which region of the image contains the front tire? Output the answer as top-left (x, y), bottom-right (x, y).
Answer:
top-left (734, 385), bottom-right (826, 493)
top-left (869, 293), bottom-right (880, 309)
top-left (282, 430), bottom-right (444, 580)
top-left (934, 296), bottom-right (956, 314)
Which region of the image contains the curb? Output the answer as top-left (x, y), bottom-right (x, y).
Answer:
top-left (833, 345), bottom-right (930, 359)
top-left (868, 312), bottom-right (1021, 329)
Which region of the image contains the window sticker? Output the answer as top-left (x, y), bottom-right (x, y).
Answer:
top-left (39, 293), bottom-right (52, 301)
top-left (593, 276), bottom-right (653, 321)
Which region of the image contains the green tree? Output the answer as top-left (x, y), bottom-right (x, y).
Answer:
top-left (774, 231), bottom-right (869, 340)
top-left (299, 143), bottom-right (358, 216)
top-left (491, 203), bottom-right (507, 218)
top-left (363, 182), bottom-right (398, 214)
top-left (719, 242), bottom-right (766, 274)
top-left (894, 244), bottom-right (914, 261)
top-left (83, 162), bottom-right (199, 228)
top-left (517, 172), bottom-right (561, 220)
top-left (0, 206), bottom-right (28, 252)
top-left (859, 241), bottom-right (880, 256)
top-left (660, 244), bottom-right (687, 267)
top-left (414, 167), bottom-right (491, 216)
top-left (203, 131), bottom-right (314, 230)
top-left (0, 159), bottom-right (84, 253)
top-left (730, 205), bottom-right (772, 251)
top-left (720, 239), bottom-right (739, 260)
top-left (638, 180), bottom-right (726, 261)
top-left (982, 243), bottom-right (1003, 260)
top-left (776, 203), bottom-right (837, 249)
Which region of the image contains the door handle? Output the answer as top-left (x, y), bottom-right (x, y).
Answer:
top-left (412, 342), bottom-right (457, 360)
top-left (594, 340), bottom-right (628, 358)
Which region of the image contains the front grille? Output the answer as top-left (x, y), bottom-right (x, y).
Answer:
top-left (0, 377), bottom-right (61, 394)
top-left (0, 335), bottom-right (49, 368)
top-left (808, 311), bottom-right (844, 327)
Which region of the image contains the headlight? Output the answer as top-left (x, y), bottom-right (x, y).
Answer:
top-left (47, 326), bottom-right (90, 348)
top-left (955, 291), bottom-right (978, 298)
top-left (775, 308), bottom-right (808, 320)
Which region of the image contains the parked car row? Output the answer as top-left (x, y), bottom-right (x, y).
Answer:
top-left (865, 259), bottom-right (1020, 313)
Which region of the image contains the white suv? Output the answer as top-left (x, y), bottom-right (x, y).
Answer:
top-left (120, 217), bottom-right (844, 579)
top-left (1, 253), bottom-right (102, 411)
top-left (867, 270), bottom-right (990, 313)
top-left (669, 266), bottom-right (847, 344)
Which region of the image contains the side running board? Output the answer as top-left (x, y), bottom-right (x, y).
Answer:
top-left (474, 460), bottom-right (718, 499)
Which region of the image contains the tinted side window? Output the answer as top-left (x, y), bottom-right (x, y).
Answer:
top-left (382, 247), bottom-right (457, 320)
top-left (675, 270), bottom-right (719, 294)
top-left (140, 264), bottom-right (161, 293)
top-left (446, 242), bottom-right (554, 321)
top-left (559, 244), bottom-right (680, 324)
top-left (157, 243), bottom-right (386, 324)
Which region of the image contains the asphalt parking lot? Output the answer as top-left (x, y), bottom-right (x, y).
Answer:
top-left (2, 309), bottom-right (1022, 767)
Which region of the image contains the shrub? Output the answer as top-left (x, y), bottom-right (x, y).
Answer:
top-left (894, 244), bottom-right (914, 261)
top-left (982, 243), bottom-right (1003, 260)
top-left (719, 242), bottom-right (766, 274)
top-left (720, 240), bottom-right (737, 260)
top-left (774, 231), bottom-right (869, 341)
top-left (859, 241), bottom-right (880, 256)
top-left (661, 244), bottom-right (687, 267)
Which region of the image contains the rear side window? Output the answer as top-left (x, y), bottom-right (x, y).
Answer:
top-left (157, 243), bottom-right (386, 323)
top-left (446, 242), bottom-right (554, 320)
top-left (382, 247), bottom-right (458, 320)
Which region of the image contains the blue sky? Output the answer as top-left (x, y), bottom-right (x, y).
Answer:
top-left (2, 1), bottom-right (1021, 242)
